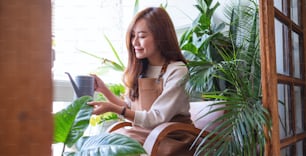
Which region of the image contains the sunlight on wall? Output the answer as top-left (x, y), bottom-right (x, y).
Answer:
top-left (52, 0), bottom-right (198, 82)
top-left (51, 0), bottom-right (200, 103)
top-left (51, 0), bottom-right (234, 103)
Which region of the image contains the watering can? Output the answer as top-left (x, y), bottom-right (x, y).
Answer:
top-left (65, 72), bottom-right (95, 99)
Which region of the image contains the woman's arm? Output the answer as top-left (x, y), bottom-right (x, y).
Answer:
top-left (87, 101), bottom-right (135, 121)
top-left (88, 75), bottom-right (135, 121)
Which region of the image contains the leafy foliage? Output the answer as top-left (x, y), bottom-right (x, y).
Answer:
top-left (53, 95), bottom-right (146, 156)
top-left (180, 0), bottom-right (233, 99)
top-left (53, 96), bottom-right (93, 147)
top-left (64, 133), bottom-right (146, 156)
top-left (89, 83), bottom-right (125, 126)
top-left (90, 112), bottom-right (119, 126)
top-left (180, 0), bottom-right (272, 155)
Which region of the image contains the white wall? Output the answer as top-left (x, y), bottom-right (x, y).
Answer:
top-left (52, 0), bottom-right (199, 103)
top-left (51, 0), bottom-right (246, 103)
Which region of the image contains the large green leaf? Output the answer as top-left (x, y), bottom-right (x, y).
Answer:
top-left (53, 96), bottom-right (93, 147)
top-left (64, 133), bottom-right (146, 156)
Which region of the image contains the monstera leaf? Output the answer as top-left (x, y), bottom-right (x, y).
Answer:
top-left (64, 133), bottom-right (146, 156)
top-left (53, 96), bottom-right (93, 147)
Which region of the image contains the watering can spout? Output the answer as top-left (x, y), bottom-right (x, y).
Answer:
top-left (65, 72), bottom-right (81, 98)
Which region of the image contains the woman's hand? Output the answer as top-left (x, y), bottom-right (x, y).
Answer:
top-left (90, 74), bottom-right (108, 93)
top-left (90, 74), bottom-right (126, 106)
top-left (87, 101), bottom-right (112, 115)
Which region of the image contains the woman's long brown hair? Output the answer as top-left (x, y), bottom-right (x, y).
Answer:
top-left (123, 7), bottom-right (187, 101)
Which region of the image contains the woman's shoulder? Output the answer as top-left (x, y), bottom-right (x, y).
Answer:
top-left (169, 61), bottom-right (186, 66)
top-left (165, 61), bottom-right (188, 76)
top-left (163, 61), bottom-right (188, 85)
top-left (167, 61), bottom-right (187, 71)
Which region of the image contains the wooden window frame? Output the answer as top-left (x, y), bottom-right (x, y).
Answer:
top-left (259, 0), bottom-right (306, 155)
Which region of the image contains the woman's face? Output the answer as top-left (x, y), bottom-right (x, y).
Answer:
top-left (131, 19), bottom-right (162, 64)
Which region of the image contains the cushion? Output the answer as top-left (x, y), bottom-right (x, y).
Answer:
top-left (189, 101), bottom-right (224, 131)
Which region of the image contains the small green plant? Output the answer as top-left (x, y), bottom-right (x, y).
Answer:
top-left (90, 112), bottom-right (119, 126)
top-left (89, 83), bottom-right (125, 126)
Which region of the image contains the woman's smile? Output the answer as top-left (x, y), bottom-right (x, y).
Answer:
top-left (134, 47), bottom-right (144, 53)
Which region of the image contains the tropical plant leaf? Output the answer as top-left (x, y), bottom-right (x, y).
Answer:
top-left (77, 49), bottom-right (103, 60)
top-left (160, 0), bottom-right (168, 8)
top-left (133, 0), bottom-right (139, 15)
top-left (103, 35), bottom-right (125, 70)
top-left (64, 133), bottom-right (146, 156)
top-left (101, 58), bottom-right (125, 72)
top-left (180, 0), bottom-right (234, 95)
top-left (108, 83), bottom-right (125, 97)
top-left (77, 49), bottom-right (125, 72)
top-left (181, 0), bottom-right (272, 155)
top-left (53, 96), bottom-right (93, 147)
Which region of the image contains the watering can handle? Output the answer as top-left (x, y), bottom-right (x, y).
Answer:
top-left (65, 72), bottom-right (81, 97)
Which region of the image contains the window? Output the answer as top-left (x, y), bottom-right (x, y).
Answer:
top-left (52, 0), bottom-right (198, 80)
top-left (260, 0), bottom-right (306, 155)
top-left (274, 0), bottom-right (306, 154)
top-left (51, 0), bottom-right (199, 105)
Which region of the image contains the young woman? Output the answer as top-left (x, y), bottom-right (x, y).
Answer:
top-left (88, 7), bottom-right (194, 155)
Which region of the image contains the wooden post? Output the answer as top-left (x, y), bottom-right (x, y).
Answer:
top-left (0, 0), bottom-right (53, 155)
top-left (258, 0), bottom-right (280, 155)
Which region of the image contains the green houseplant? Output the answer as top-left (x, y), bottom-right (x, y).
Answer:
top-left (180, 0), bottom-right (272, 155)
top-left (53, 96), bottom-right (146, 156)
top-left (179, 0), bottom-right (233, 100)
top-left (87, 83), bottom-right (125, 134)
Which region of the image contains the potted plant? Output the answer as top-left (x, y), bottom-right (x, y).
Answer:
top-left (179, 0), bottom-right (272, 155)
